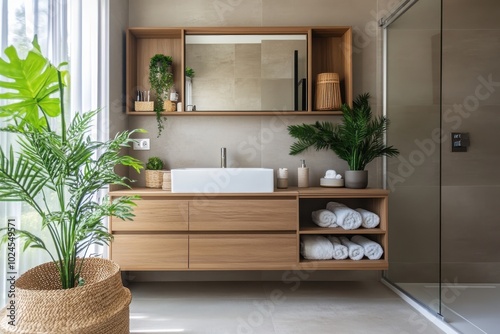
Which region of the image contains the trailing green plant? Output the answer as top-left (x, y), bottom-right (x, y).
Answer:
top-left (185, 66), bottom-right (195, 78)
top-left (0, 37), bottom-right (144, 289)
top-left (146, 156), bottom-right (163, 170)
top-left (149, 54), bottom-right (173, 137)
top-left (288, 93), bottom-right (399, 170)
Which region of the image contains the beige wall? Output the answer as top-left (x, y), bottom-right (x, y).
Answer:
top-left (109, 0), bottom-right (129, 188)
top-left (127, 0), bottom-right (390, 189)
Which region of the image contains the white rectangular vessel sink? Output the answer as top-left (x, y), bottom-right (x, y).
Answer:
top-left (171, 168), bottom-right (274, 193)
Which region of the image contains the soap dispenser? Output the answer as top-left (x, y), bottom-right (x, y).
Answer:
top-left (298, 159), bottom-right (309, 188)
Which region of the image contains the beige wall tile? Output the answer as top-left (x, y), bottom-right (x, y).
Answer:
top-left (443, 0), bottom-right (500, 30)
top-left (441, 186), bottom-right (500, 263)
top-left (442, 30), bottom-right (500, 105)
top-left (129, 0), bottom-right (263, 27)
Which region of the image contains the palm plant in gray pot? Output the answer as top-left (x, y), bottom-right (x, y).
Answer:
top-left (288, 93), bottom-right (399, 188)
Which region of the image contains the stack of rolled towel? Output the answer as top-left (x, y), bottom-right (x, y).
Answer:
top-left (311, 202), bottom-right (380, 230)
top-left (300, 235), bottom-right (383, 260)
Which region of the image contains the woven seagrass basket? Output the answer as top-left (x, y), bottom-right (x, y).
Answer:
top-left (145, 169), bottom-right (162, 188)
top-left (0, 258), bottom-right (131, 334)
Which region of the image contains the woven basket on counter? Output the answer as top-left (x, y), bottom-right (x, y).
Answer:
top-left (145, 169), bottom-right (162, 188)
top-left (0, 258), bottom-right (131, 334)
top-left (315, 72), bottom-right (342, 110)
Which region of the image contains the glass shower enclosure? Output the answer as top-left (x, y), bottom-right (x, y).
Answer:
top-left (382, 0), bottom-right (500, 333)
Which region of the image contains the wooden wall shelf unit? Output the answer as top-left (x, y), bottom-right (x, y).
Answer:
top-left (109, 187), bottom-right (388, 271)
top-left (126, 26), bottom-right (352, 116)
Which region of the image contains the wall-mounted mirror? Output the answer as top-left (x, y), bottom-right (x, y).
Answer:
top-left (185, 34), bottom-right (307, 111)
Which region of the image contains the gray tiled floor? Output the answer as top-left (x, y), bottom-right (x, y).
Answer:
top-left (128, 281), bottom-right (446, 334)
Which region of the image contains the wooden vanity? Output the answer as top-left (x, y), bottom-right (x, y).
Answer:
top-left (109, 187), bottom-right (389, 271)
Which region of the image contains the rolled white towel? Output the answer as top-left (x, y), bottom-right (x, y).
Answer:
top-left (351, 235), bottom-right (384, 260)
top-left (326, 236), bottom-right (348, 260)
top-left (355, 208), bottom-right (380, 229)
top-left (326, 202), bottom-right (362, 230)
top-left (300, 235), bottom-right (334, 260)
top-left (339, 236), bottom-right (364, 260)
top-left (311, 209), bottom-right (338, 228)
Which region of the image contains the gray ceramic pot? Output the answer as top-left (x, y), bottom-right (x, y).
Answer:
top-left (344, 170), bottom-right (368, 189)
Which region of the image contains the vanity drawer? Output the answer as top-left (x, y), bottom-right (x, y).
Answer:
top-left (111, 199), bottom-right (188, 231)
top-left (189, 199), bottom-right (297, 231)
top-left (189, 234), bottom-right (297, 269)
top-left (111, 234), bottom-right (188, 270)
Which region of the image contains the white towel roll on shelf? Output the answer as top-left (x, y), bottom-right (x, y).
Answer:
top-left (311, 209), bottom-right (338, 228)
top-left (351, 235), bottom-right (384, 260)
top-left (326, 202), bottom-right (362, 230)
top-left (300, 235), bottom-right (334, 260)
top-left (355, 208), bottom-right (380, 228)
top-left (339, 236), bottom-right (364, 260)
top-left (326, 236), bottom-right (349, 260)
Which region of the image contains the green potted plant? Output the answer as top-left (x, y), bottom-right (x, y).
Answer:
top-left (149, 54), bottom-right (173, 137)
top-left (0, 38), bottom-right (143, 333)
top-left (145, 156), bottom-right (164, 188)
top-left (185, 66), bottom-right (195, 110)
top-left (288, 93), bottom-right (399, 188)
top-left (185, 66), bottom-right (195, 79)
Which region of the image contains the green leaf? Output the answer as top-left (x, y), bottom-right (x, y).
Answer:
top-left (0, 36), bottom-right (63, 129)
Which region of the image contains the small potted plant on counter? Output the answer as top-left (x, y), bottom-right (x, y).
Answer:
top-left (145, 156), bottom-right (164, 188)
top-left (149, 54), bottom-right (174, 137)
top-left (287, 93), bottom-right (399, 188)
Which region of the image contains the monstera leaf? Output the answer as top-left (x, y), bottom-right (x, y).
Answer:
top-left (0, 36), bottom-right (65, 129)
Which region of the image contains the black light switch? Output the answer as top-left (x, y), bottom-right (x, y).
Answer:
top-left (451, 132), bottom-right (470, 152)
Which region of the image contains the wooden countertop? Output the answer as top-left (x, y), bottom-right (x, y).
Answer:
top-left (109, 187), bottom-right (389, 198)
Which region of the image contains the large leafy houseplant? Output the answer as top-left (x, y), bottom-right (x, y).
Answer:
top-left (288, 93), bottom-right (399, 187)
top-left (149, 54), bottom-right (173, 137)
top-left (0, 37), bottom-right (143, 289)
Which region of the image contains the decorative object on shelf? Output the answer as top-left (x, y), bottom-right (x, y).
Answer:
top-left (149, 54), bottom-right (173, 137)
top-left (134, 101), bottom-right (154, 111)
top-left (185, 66), bottom-right (195, 110)
top-left (320, 169), bottom-right (344, 187)
top-left (145, 156), bottom-right (164, 188)
top-left (276, 167), bottom-right (289, 189)
top-left (287, 93), bottom-right (399, 189)
top-left (163, 100), bottom-right (176, 112)
top-left (134, 90), bottom-right (153, 111)
top-left (0, 37), bottom-right (142, 333)
top-left (297, 159), bottom-right (309, 188)
top-left (162, 170), bottom-right (172, 191)
top-left (315, 72), bottom-right (342, 110)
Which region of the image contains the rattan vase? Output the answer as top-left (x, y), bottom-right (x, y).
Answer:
top-left (315, 72), bottom-right (342, 110)
top-left (0, 258), bottom-right (131, 334)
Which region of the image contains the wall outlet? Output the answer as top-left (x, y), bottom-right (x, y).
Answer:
top-left (133, 138), bottom-right (150, 150)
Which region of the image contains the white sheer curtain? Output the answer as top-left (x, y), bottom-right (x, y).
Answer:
top-left (0, 0), bottom-right (109, 307)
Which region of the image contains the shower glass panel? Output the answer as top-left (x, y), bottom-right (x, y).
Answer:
top-left (384, 0), bottom-right (442, 314)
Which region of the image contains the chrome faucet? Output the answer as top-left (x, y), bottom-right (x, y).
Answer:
top-left (221, 147), bottom-right (227, 168)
